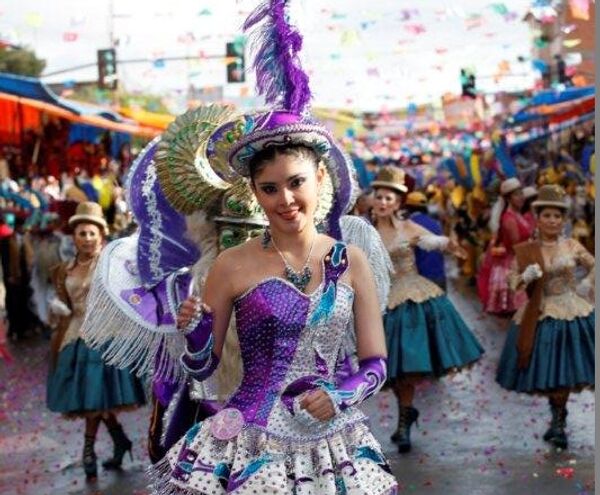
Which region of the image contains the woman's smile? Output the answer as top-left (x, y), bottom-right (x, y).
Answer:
top-left (279, 208), bottom-right (300, 221)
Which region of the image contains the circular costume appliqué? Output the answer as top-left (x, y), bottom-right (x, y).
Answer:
top-left (210, 408), bottom-right (244, 440)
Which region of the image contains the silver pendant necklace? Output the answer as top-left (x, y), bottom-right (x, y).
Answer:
top-left (270, 234), bottom-right (316, 292)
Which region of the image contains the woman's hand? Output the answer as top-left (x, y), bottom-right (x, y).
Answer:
top-left (522, 263), bottom-right (543, 285)
top-left (409, 236), bottom-right (420, 247)
top-left (177, 296), bottom-right (211, 330)
top-left (49, 297), bottom-right (72, 317)
top-left (448, 239), bottom-right (468, 260)
top-left (299, 389), bottom-right (336, 421)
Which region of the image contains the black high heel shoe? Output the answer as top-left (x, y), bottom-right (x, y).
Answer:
top-left (83, 435), bottom-right (98, 482)
top-left (391, 406), bottom-right (419, 453)
top-left (103, 424), bottom-right (133, 470)
top-left (543, 404), bottom-right (568, 450)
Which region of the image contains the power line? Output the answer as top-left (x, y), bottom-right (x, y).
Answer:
top-left (40, 54), bottom-right (235, 78)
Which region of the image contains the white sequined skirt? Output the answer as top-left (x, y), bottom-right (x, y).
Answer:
top-left (149, 417), bottom-right (398, 495)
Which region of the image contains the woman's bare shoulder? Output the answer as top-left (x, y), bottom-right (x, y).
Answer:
top-left (213, 237), bottom-right (263, 270)
top-left (346, 244), bottom-right (369, 268)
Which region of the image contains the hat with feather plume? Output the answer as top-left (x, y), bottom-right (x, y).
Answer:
top-left (154, 0), bottom-right (358, 239)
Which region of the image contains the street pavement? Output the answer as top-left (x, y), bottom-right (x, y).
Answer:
top-left (0, 280), bottom-right (594, 495)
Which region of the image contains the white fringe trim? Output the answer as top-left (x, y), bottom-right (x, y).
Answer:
top-left (160, 384), bottom-right (185, 446)
top-left (81, 269), bottom-right (185, 380)
top-left (340, 215), bottom-right (393, 313)
top-left (147, 456), bottom-right (193, 495)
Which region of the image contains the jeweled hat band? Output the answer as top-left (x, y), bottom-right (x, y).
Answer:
top-left (222, 111), bottom-right (334, 178)
top-left (532, 184), bottom-right (568, 211)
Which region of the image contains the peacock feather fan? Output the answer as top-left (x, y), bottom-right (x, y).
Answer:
top-left (244, 0), bottom-right (312, 115)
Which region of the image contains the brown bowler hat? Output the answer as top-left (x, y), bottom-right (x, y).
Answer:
top-left (371, 166), bottom-right (408, 194)
top-left (68, 201), bottom-right (108, 234)
top-left (532, 184), bottom-right (568, 212)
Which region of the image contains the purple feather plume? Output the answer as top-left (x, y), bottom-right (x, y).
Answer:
top-left (244, 0), bottom-right (312, 114)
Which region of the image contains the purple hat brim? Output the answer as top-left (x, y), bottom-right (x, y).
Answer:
top-left (228, 123), bottom-right (332, 177)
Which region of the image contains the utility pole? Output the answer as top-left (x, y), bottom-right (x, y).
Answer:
top-left (107, 0), bottom-right (118, 105)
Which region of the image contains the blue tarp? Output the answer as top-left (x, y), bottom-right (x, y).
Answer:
top-left (0, 72), bottom-right (123, 121)
top-left (0, 72), bottom-right (76, 112)
top-left (64, 99), bottom-right (122, 121)
top-left (528, 86), bottom-right (594, 106)
top-left (508, 86), bottom-right (595, 126)
top-left (68, 123), bottom-right (130, 158)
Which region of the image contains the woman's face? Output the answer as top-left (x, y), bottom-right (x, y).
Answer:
top-left (251, 153), bottom-right (323, 235)
top-left (73, 223), bottom-right (103, 255)
top-left (537, 207), bottom-right (565, 238)
top-left (508, 188), bottom-right (525, 210)
top-left (373, 187), bottom-right (401, 219)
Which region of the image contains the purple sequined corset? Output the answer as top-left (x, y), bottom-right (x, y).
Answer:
top-left (227, 279), bottom-right (311, 427)
top-left (225, 242), bottom-right (358, 433)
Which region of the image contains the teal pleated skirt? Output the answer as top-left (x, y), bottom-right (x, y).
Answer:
top-left (384, 295), bottom-right (484, 378)
top-left (496, 312), bottom-right (595, 393)
top-left (47, 338), bottom-right (146, 416)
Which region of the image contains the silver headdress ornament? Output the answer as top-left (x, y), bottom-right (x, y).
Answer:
top-left (154, 104), bottom-right (237, 215)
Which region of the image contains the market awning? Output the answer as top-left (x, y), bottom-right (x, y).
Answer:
top-left (507, 86), bottom-right (595, 126)
top-left (0, 90), bottom-right (160, 139)
top-left (0, 72), bottom-right (161, 139)
top-left (0, 72), bottom-right (75, 112)
top-left (528, 86), bottom-right (595, 106)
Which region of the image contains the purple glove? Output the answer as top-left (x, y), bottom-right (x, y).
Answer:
top-left (179, 310), bottom-right (219, 381)
top-left (323, 356), bottom-right (387, 412)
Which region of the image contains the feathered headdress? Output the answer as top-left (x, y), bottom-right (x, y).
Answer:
top-left (139, 0), bottom-right (357, 239)
top-left (244, 0), bottom-right (311, 114)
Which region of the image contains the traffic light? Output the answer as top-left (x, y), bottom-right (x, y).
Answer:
top-left (226, 41), bottom-right (245, 83)
top-left (460, 68), bottom-right (476, 98)
top-left (97, 48), bottom-right (118, 90)
top-left (554, 54), bottom-right (571, 86)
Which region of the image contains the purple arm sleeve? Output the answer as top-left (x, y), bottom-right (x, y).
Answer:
top-left (179, 311), bottom-right (220, 381)
top-left (334, 353), bottom-right (356, 384)
top-left (325, 356), bottom-right (387, 411)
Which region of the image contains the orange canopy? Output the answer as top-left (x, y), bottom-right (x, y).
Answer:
top-left (0, 91), bottom-right (161, 143)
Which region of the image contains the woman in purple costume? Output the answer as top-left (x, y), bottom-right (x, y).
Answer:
top-left (148, 0), bottom-right (397, 490)
top-left (151, 143), bottom-right (396, 494)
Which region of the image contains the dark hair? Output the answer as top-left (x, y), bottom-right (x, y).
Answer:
top-left (522, 196), bottom-right (536, 213)
top-left (248, 144), bottom-right (320, 181)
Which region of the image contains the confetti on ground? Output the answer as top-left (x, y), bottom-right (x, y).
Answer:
top-left (0, 279), bottom-right (594, 494)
